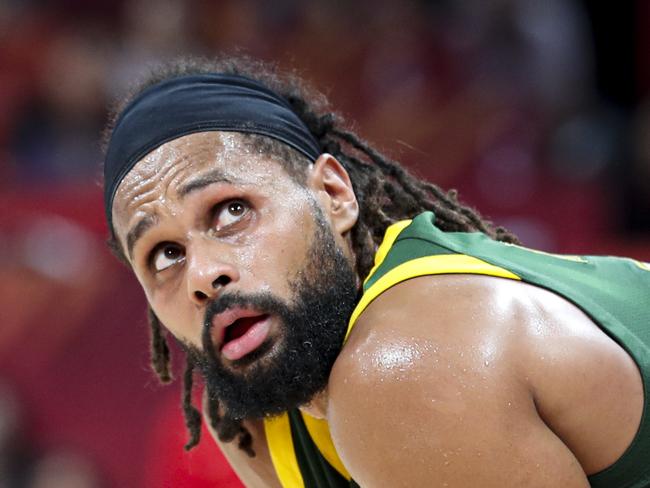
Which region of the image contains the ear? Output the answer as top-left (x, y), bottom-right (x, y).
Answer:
top-left (307, 153), bottom-right (359, 235)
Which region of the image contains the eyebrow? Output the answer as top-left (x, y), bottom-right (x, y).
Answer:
top-left (125, 168), bottom-right (241, 260)
top-left (177, 168), bottom-right (237, 198)
top-left (126, 214), bottom-right (158, 260)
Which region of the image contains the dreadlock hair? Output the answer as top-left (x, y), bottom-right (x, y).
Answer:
top-left (102, 54), bottom-right (520, 457)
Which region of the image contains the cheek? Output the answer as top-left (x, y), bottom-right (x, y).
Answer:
top-left (234, 233), bottom-right (304, 295)
top-left (235, 209), bottom-right (315, 293)
top-left (144, 284), bottom-right (199, 346)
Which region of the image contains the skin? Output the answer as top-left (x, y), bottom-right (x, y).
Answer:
top-left (112, 132), bottom-right (358, 351)
top-left (329, 276), bottom-right (644, 486)
top-left (112, 131), bottom-right (644, 487)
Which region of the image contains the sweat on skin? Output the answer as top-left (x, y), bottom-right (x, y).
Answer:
top-left (112, 132), bottom-right (360, 420)
top-left (104, 70), bottom-right (645, 488)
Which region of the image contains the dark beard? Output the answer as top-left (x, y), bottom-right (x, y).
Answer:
top-left (187, 218), bottom-right (359, 421)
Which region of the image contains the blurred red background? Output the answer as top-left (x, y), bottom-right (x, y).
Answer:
top-left (1, 1), bottom-right (648, 486)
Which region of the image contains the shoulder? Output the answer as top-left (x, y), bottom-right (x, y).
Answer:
top-left (329, 273), bottom-right (534, 409)
top-left (327, 274), bottom-right (591, 487)
top-left (333, 273), bottom-right (532, 384)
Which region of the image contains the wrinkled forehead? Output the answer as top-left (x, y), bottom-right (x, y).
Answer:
top-left (122, 131), bottom-right (251, 182)
top-left (113, 131), bottom-right (285, 212)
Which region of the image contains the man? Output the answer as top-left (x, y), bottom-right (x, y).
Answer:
top-left (103, 56), bottom-right (649, 487)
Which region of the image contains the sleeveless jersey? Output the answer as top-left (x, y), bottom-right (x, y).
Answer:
top-left (263, 211), bottom-right (650, 488)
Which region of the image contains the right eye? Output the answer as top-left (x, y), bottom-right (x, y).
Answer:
top-left (151, 243), bottom-right (185, 272)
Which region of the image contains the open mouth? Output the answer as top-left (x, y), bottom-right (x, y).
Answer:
top-left (219, 313), bottom-right (271, 361)
top-left (223, 314), bottom-right (269, 345)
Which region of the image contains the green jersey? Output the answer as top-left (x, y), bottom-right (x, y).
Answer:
top-left (264, 211), bottom-right (650, 488)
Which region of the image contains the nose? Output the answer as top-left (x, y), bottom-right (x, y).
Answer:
top-left (185, 239), bottom-right (240, 306)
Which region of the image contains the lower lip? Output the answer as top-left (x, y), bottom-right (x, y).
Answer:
top-left (221, 317), bottom-right (271, 361)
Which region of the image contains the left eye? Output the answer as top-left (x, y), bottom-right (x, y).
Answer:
top-left (214, 200), bottom-right (249, 230)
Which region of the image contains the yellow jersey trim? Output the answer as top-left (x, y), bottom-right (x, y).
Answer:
top-left (345, 254), bottom-right (521, 341)
top-left (301, 413), bottom-right (351, 480)
top-left (264, 414), bottom-right (304, 488)
top-left (263, 412), bottom-right (352, 487)
top-left (363, 219), bottom-right (412, 286)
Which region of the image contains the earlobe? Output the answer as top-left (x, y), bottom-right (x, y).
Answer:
top-left (308, 154), bottom-right (359, 234)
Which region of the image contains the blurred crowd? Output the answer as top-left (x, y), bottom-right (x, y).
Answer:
top-left (0, 0), bottom-right (648, 487)
top-left (0, 381), bottom-right (100, 488)
top-left (1, 1), bottom-right (648, 238)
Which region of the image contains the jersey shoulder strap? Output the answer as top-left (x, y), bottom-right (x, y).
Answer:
top-left (345, 212), bottom-right (520, 341)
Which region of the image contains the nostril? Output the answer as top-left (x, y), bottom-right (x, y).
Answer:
top-left (212, 275), bottom-right (231, 288)
top-left (193, 275), bottom-right (230, 302)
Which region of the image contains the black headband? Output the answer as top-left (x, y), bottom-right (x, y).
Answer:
top-left (103, 73), bottom-right (321, 232)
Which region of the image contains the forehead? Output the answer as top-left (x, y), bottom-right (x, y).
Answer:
top-left (115, 131), bottom-right (291, 205)
top-left (122, 131), bottom-right (278, 184)
top-left (111, 131), bottom-right (307, 240)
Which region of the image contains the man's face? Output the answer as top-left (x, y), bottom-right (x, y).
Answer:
top-left (111, 132), bottom-right (359, 419)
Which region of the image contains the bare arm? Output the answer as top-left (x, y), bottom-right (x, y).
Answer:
top-left (327, 275), bottom-right (591, 488)
top-left (202, 393), bottom-right (282, 488)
